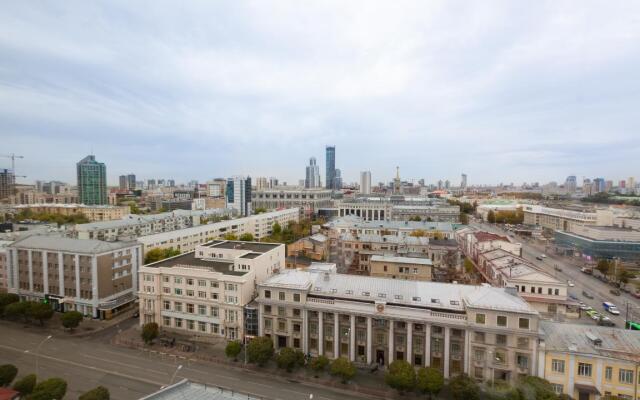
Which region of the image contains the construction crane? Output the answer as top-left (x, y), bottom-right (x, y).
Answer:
top-left (1, 153), bottom-right (24, 172)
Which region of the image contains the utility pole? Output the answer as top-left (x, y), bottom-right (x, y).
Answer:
top-left (627, 302), bottom-right (630, 329)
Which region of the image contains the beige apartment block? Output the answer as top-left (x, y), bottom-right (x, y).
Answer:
top-left (139, 240), bottom-right (285, 341)
top-left (13, 203), bottom-right (130, 222)
top-left (6, 235), bottom-right (141, 319)
top-left (370, 255), bottom-right (433, 281)
top-left (257, 269), bottom-right (540, 383)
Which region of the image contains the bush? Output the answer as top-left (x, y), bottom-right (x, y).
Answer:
top-left (27, 302), bottom-right (53, 326)
top-left (516, 376), bottom-right (557, 400)
top-left (449, 374), bottom-right (479, 400)
top-left (4, 301), bottom-right (30, 322)
top-left (276, 348), bottom-right (305, 372)
top-left (225, 341), bottom-right (242, 361)
top-left (416, 367), bottom-right (444, 398)
top-left (246, 337), bottom-right (274, 366)
top-left (79, 385), bottom-right (110, 400)
top-left (309, 355), bottom-right (330, 376)
top-left (0, 293), bottom-right (19, 316)
top-left (0, 364), bottom-right (18, 386)
top-left (12, 374), bottom-right (36, 395)
top-left (141, 322), bottom-right (159, 345)
top-left (61, 311), bottom-right (83, 330)
top-left (239, 233), bottom-right (254, 241)
top-left (29, 377), bottom-right (67, 400)
top-left (385, 360), bottom-right (415, 392)
top-left (330, 357), bottom-right (356, 383)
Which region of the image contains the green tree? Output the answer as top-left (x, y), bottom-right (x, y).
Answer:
top-left (28, 302), bottom-right (53, 326)
top-left (272, 222), bottom-right (282, 235)
top-left (515, 376), bottom-right (557, 400)
top-left (409, 216), bottom-right (422, 221)
top-left (79, 386), bottom-right (110, 400)
top-left (309, 355), bottom-right (330, 377)
top-left (276, 348), bottom-right (305, 372)
top-left (596, 259), bottom-right (612, 277)
top-left (28, 377), bottom-right (67, 400)
top-left (448, 374), bottom-right (479, 400)
top-left (0, 293), bottom-right (19, 316)
top-left (617, 267), bottom-right (635, 284)
top-left (0, 364), bottom-right (18, 386)
top-left (487, 210), bottom-right (496, 223)
top-left (246, 337), bottom-right (274, 366)
top-left (12, 374), bottom-right (36, 395)
top-left (144, 248), bottom-right (180, 264)
top-left (223, 233), bottom-right (238, 240)
top-left (225, 341), bottom-right (242, 361)
top-left (61, 311), bottom-right (83, 330)
top-left (239, 233), bottom-right (254, 241)
top-left (385, 360), bottom-right (415, 392)
top-left (254, 207), bottom-right (267, 214)
top-left (330, 357), bottom-right (356, 384)
top-left (416, 367), bottom-right (444, 399)
top-left (464, 258), bottom-right (475, 274)
top-left (460, 213), bottom-right (469, 225)
top-left (4, 301), bottom-right (30, 322)
top-left (141, 322), bottom-right (159, 345)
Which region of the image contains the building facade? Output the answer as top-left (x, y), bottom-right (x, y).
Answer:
top-left (77, 155), bottom-right (108, 205)
top-left (6, 236), bottom-right (141, 319)
top-left (139, 240), bottom-right (285, 341)
top-left (305, 158), bottom-right (321, 189)
top-left (251, 188), bottom-right (333, 218)
top-left (369, 255), bottom-right (433, 281)
top-left (360, 171), bottom-right (372, 195)
top-left (325, 146), bottom-right (336, 190)
top-left (0, 169), bottom-right (15, 200)
top-left (226, 176), bottom-right (252, 217)
top-left (12, 203), bottom-right (130, 222)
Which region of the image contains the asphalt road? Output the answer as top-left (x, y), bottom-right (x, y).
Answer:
top-left (0, 323), bottom-right (370, 400)
top-left (471, 221), bottom-right (640, 327)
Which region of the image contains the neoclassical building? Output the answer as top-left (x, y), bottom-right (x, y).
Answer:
top-left (257, 267), bottom-right (540, 382)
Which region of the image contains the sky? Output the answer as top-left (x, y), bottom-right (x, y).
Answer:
top-left (1, 1), bottom-right (639, 187)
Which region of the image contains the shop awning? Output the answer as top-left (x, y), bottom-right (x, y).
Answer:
top-left (574, 384), bottom-right (600, 395)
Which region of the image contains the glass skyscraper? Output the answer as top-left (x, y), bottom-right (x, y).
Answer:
top-left (77, 155), bottom-right (107, 205)
top-left (325, 145), bottom-right (335, 190)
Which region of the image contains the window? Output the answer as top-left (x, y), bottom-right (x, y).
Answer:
top-left (163, 316), bottom-right (171, 326)
top-left (551, 384), bottom-right (563, 395)
top-left (496, 334), bottom-right (507, 346)
top-left (518, 318), bottom-right (530, 329)
top-left (516, 354), bottom-right (529, 369)
top-left (187, 320), bottom-right (195, 330)
top-left (474, 332), bottom-right (485, 343)
top-left (174, 277), bottom-right (182, 284)
top-left (211, 293), bottom-right (219, 300)
top-left (174, 302), bottom-right (182, 312)
top-left (163, 287), bottom-right (170, 294)
top-left (495, 350), bottom-right (506, 364)
top-left (517, 337), bottom-right (530, 348)
top-left (293, 308), bottom-right (301, 317)
top-left (211, 307), bottom-right (219, 317)
top-left (474, 348), bottom-right (485, 361)
top-left (578, 363), bottom-right (592, 377)
top-left (198, 291), bottom-right (206, 298)
top-left (187, 279), bottom-right (194, 285)
top-left (198, 321), bottom-right (207, 332)
top-left (551, 359), bottom-right (565, 373)
top-left (163, 276), bottom-right (169, 283)
top-left (186, 290), bottom-right (194, 297)
top-left (475, 314), bottom-right (486, 324)
top-left (210, 281), bottom-right (219, 288)
top-left (265, 290), bottom-right (271, 299)
top-left (163, 301), bottom-right (171, 310)
top-left (278, 306), bottom-right (286, 316)
top-left (619, 369), bottom-right (634, 384)
top-left (174, 288), bottom-right (183, 295)
top-left (497, 315), bottom-right (507, 327)
top-left (279, 292), bottom-right (285, 301)
top-left (198, 305), bottom-right (206, 315)
top-left (293, 293), bottom-right (301, 302)
top-left (264, 319), bottom-right (272, 329)
top-left (174, 318), bottom-right (183, 328)
top-left (198, 279), bottom-right (206, 287)
top-left (605, 366), bottom-right (612, 381)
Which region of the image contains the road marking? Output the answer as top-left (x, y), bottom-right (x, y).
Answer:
top-left (246, 381), bottom-right (274, 389)
top-left (282, 388), bottom-right (308, 396)
top-left (81, 353), bottom-right (169, 375)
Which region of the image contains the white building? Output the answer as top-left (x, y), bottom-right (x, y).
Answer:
top-left (305, 158), bottom-right (321, 189)
top-left (226, 176), bottom-right (252, 217)
top-left (360, 171), bottom-right (372, 195)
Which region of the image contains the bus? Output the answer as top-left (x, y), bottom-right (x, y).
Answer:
top-left (625, 321), bottom-right (640, 330)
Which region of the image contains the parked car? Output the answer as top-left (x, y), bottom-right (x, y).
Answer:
top-left (610, 289), bottom-right (621, 296)
top-left (598, 317), bottom-right (616, 327)
top-left (569, 294), bottom-right (579, 301)
top-left (586, 310), bottom-right (601, 320)
top-left (581, 267), bottom-right (593, 275)
top-left (582, 291), bottom-right (594, 299)
top-left (567, 280), bottom-right (575, 287)
top-left (536, 254), bottom-right (547, 261)
top-left (603, 302), bottom-right (621, 315)
top-left (579, 303), bottom-right (592, 311)
top-left (633, 292), bottom-right (640, 299)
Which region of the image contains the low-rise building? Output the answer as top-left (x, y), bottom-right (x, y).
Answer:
top-left (251, 188), bottom-right (333, 218)
top-left (138, 240), bottom-right (285, 341)
top-left (336, 197), bottom-right (460, 222)
top-left (324, 216), bottom-right (460, 241)
top-left (554, 226), bottom-right (640, 261)
top-left (538, 321), bottom-right (640, 400)
top-left (6, 235), bottom-right (141, 319)
top-left (456, 227), bottom-right (522, 262)
top-left (370, 255), bottom-right (433, 281)
top-left (257, 268), bottom-right (540, 382)
top-left (12, 203), bottom-right (130, 222)
top-left (523, 205), bottom-right (613, 231)
top-left (287, 233), bottom-right (329, 262)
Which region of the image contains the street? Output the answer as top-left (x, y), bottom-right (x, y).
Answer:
top-left (0, 322), bottom-right (370, 400)
top-left (471, 221), bottom-right (640, 328)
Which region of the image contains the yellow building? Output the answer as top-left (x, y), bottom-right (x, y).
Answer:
top-left (539, 321), bottom-right (640, 400)
top-left (13, 203), bottom-right (130, 222)
top-left (370, 254), bottom-right (433, 281)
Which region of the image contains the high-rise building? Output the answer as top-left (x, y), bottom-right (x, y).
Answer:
top-left (127, 174), bottom-right (136, 190)
top-left (619, 180), bottom-right (626, 189)
top-left (226, 176), bottom-right (252, 216)
top-left (461, 173), bottom-right (467, 189)
top-left (167, 179), bottom-right (175, 188)
top-left (593, 178), bottom-right (605, 193)
top-left (269, 177), bottom-right (279, 189)
top-left (77, 155), bottom-right (107, 205)
top-left (445, 180), bottom-right (451, 189)
top-left (360, 171), bottom-right (372, 194)
top-left (325, 146), bottom-right (336, 190)
top-left (255, 177), bottom-right (269, 191)
top-left (565, 176), bottom-right (577, 193)
top-left (305, 157), bottom-right (321, 188)
top-left (147, 179), bottom-right (156, 189)
top-left (629, 177), bottom-right (636, 194)
top-left (119, 175), bottom-right (127, 190)
top-left (0, 169), bottom-right (15, 200)
top-left (333, 168), bottom-right (342, 190)
top-left (393, 167), bottom-right (402, 194)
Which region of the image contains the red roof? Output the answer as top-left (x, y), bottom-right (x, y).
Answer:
top-left (0, 388), bottom-right (20, 400)
top-left (473, 232), bottom-right (509, 242)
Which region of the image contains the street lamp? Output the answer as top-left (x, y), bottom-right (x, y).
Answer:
top-left (25, 335), bottom-right (52, 377)
top-left (169, 364), bottom-right (183, 386)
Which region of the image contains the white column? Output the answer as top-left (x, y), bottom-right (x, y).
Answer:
top-left (334, 313), bottom-right (339, 358)
top-left (74, 255), bottom-right (80, 300)
top-left (91, 255), bottom-right (99, 318)
top-left (42, 250), bottom-right (49, 294)
top-left (388, 320), bottom-right (394, 364)
top-left (407, 322), bottom-right (413, 365)
top-left (367, 317), bottom-right (373, 364)
top-left (58, 252), bottom-right (64, 297)
top-left (464, 329), bottom-right (470, 374)
top-left (425, 324), bottom-right (431, 367)
top-left (28, 250), bottom-right (33, 292)
top-left (318, 311), bottom-right (324, 356)
top-left (444, 326), bottom-right (451, 378)
top-left (303, 309), bottom-right (309, 354)
top-left (258, 304), bottom-right (264, 336)
top-left (132, 246), bottom-right (139, 293)
top-left (568, 354), bottom-right (575, 395)
top-left (349, 315), bottom-right (356, 362)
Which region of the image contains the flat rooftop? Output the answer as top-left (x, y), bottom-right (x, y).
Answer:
top-left (370, 255), bottom-right (433, 266)
top-left (240, 252), bottom-right (261, 259)
top-left (204, 240), bottom-right (281, 253)
top-left (146, 252), bottom-right (247, 276)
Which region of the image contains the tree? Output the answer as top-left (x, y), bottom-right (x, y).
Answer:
top-left (225, 341), bottom-right (242, 361)
top-left (276, 348), bottom-right (305, 372)
top-left (309, 355), bottom-right (330, 377)
top-left (144, 248), bottom-right (180, 264)
top-left (416, 367), bottom-right (444, 399)
top-left (12, 374), bottom-right (36, 395)
top-left (409, 229), bottom-right (427, 237)
top-left (272, 222), bottom-right (282, 235)
top-left (0, 364), bottom-right (18, 386)
top-left (246, 336), bottom-right (274, 366)
top-left (254, 207), bottom-right (267, 214)
top-left (617, 267), bottom-right (635, 284)
top-left (487, 210), bottom-right (496, 223)
top-left (515, 376), bottom-right (557, 400)
top-left (29, 378), bottom-right (67, 400)
top-left (28, 302), bottom-right (53, 326)
top-left (385, 360), bottom-right (415, 392)
top-left (463, 258), bottom-right (475, 274)
top-left (596, 259), bottom-right (612, 277)
top-left (239, 233), bottom-right (254, 241)
top-left (79, 386), bottom-right (110, 400)
top-left (141, 322), bottom-right (159, 345)
top-left (0, 293), bottom-right (19, 316)
top-left (4, 301), bottom-right (30, 322)
top-left (460, 213), bottom-right (469, 225)
top-left (61, 311), bottom-right (83, 330)
top-left (223, 233), bottom-right (238, 240)
top-left (448, 374), bottom-right (479, 400)
top-left (409, 216), bottom-right (422, 221)
top-left (330, 357), bottom-right (356, 384)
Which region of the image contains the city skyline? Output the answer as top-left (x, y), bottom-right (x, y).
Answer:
top-left (1, 2), bottom-right (640, 185)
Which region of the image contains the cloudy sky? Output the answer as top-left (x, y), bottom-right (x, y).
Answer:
top-left (1, 1), bottom-right (639, 187)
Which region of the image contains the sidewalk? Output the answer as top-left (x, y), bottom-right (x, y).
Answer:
top-left (113, 325), bottom-right (420, 400)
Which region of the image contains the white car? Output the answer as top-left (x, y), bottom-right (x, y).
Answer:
top-left (567, 281), bottom-right (575, 287)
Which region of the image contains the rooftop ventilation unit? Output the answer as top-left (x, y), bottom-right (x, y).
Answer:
top-left (585, 332), bottom-right (602, 346)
